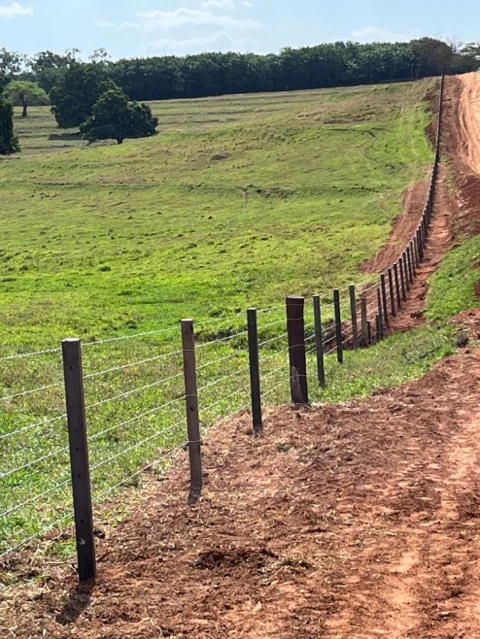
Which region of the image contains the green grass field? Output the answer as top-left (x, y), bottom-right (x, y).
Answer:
top-left (2, 78), bottom-right (455, 556)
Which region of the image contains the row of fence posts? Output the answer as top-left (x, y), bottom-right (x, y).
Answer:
top-left (59, 74), bottom-right (445, 582)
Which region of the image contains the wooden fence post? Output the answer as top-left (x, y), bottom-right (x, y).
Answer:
top-left (407, 245), bottom-right (413, 284)
top-left (380, 274), bottom-right (389, 328)
top-left (377, 289), bottom-right (384, 340)
top-left (313, 295), bottom-right (326, 388)
top-left (349, 285), bottom-right (359, 349)
top-left (361, 294), bottom-right (368, 347)
top-left (399, 257), bottom-right (407, 301)
top-left (286, 296), bottom-right (309, 405)
top-left (62, 338), bottom-right (96, 583)
top-left (333, 289), bottom-right (344, 364)
top-left (388, 268), bottom-right (396, 317)
top-left (247, 308), bottom-right (262, 436)
top-left (181, 319), bottom-right (203, 505)
top-left (403, 252), bottom-right (410, 292)
top-left (394, 262), bottom-right (401, 309)
top-left (409, 242), bottom-right (416, 278)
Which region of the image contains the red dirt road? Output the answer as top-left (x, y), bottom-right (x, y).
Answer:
top-left (458, 73), bottom-right (480, 175)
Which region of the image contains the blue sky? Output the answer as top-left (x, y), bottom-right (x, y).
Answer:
top-left (0, 0), bottom-right (478, 59)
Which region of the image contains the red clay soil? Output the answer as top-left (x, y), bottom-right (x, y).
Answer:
top-left (1, 316), bottom-right (479, 639)
top-left (363, 74), bottom-right (480, 333)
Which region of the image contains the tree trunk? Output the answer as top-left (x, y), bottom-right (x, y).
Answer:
top-left (21, 100), bottom-right (27, 118)
top-left (116, 138), bottom-right (124, 145)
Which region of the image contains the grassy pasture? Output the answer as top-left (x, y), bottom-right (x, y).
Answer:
top-left (0, 79), bottom-right (444, 555)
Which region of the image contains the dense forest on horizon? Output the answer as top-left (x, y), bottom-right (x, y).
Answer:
top-left (1, 38), bottom-right (479, 104)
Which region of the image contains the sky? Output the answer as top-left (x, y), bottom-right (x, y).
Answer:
top-left (0, 0), bottom-right (478, 60)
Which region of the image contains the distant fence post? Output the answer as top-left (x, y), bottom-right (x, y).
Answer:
top-left (417, 228), bottom-right (424, 262)
top-left (380, 274), bottom-right (389, 328)
top-left (247, 308), bottom-right (262, 436)
top-left (313, 295), bottom-right (326, 388)
top-left (360, 294), bottom-right (368, 347)
top-left (377, 288), bottom-right (384, 340)
top-left (407, 245), bottom-right (414, 284)
top-left (403, 252), bottom-right (410, 292)
top-left (333, 289), bottom-right (344, 364)
top-left (349, 285), bottom-right (359, 349)
top-left (388, 268), bottom-right (396, 317)
top-left (399, 257), bottom-right (407, 301)
top-left (394, 262), bottom-right (401, 310)
top-left (286, 296), bottom-right (309, 406)
top-left (181, 319), bottom-right (203, 505)
top-left (62, 338), bottom-right (96, 583)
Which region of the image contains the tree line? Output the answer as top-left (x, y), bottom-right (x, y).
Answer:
top-left (1, 37), bottom-right (478, 154)
top-left (1, 38), bottom-right (479, 104)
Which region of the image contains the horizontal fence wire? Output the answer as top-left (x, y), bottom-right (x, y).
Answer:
top-left (0, 77), bottom-right (444, 560)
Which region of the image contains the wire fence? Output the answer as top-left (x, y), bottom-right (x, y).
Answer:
top-left (0, 76), bottom-right (445, 576)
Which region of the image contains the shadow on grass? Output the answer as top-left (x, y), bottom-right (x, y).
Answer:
top-left (48, 132), bottom-right (83, 142)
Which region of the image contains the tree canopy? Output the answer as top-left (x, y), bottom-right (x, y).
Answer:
top-left (0, 37), bottom-right (479, 109)
top-left (5, 80), bottom-right (49, 117)
top-left (49, 63), bottom-right (117, 129)
top-left (0, 78), bottom-right (20, 155)
top-left (80, 89), bottom-right (158, 144)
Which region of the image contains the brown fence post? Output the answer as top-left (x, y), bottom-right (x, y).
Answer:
top-left (380, 274), bottom-right (389, 328)
top-left (403, 252), bottom-right (410, 292)
top-left (313, 295), bottom-right (326, 388)
top-left (407, 245), bottom-right (413, 284)
top-left (333, 289), bottom-right (344, 364)
top-left (394, 262), bottom-right (401, 309)
top-left (410, 242), bottom-right (416, 278)
top-left (377, 289), bottom-right (384, 340)
top-left (62, 338), bottom-right (96, 583)
top-left (349, 285), bottom-right (359, 349)
top-left (181, 319), bottom-right (203, 505)
top-left (247, 308), bottom-right (262, 436)
top-left (361, 294), bottom-right (368, 347)
top-left (388, 268), bottom-right (396, 317)
top-left (399, 257), bottom-right (407, 301)
top-left (286, 296), bottom-right (309, 405)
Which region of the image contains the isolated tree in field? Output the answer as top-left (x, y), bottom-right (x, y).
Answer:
top-left (5, 80), bottom-right (49, 117)
top-left (0, 80), bottom-right (20, 155)
top-left (80, 89), bottom-right (158, 145)
top-left (49, 63), bottom-right (118, 129)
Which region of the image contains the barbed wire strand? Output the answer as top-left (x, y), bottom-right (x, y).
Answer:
top-left (1, 477), bottom-right (71, 519)
top-left (0, 381), bottom-right (64, 403)
top-left (89, 396), bottom-right (185, 443)
top-left (85, 372), bottom-right (184, 411)
top-left (0, 413), bottom-right (67, 441)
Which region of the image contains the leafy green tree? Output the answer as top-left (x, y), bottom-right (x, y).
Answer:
top-left (5, 80), bottom-right (49, 117)
top-left (49, 63), bottom-right (117, 128)
top-left (80, 89), bottom-right (158, 145)
top-left (0, 78), bottom-right (20, 155)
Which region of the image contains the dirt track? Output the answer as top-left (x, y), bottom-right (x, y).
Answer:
top-left (458, 73), bottom-right (480, 175)
top-left (1, 77), bottom-right (480, 638)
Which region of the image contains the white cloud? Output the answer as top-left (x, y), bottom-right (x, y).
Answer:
top-left (203, 0), bottom-right (235, 8)
top-left (135, 8), bottom-right (262, 31)
top-left (0, 2), bottom-right (32, 18)
top-left (243, 1), bottom-right (253, 6)
top-left (96, 19), bottom-right (116, 27)
top-left (144, 30), bottom-right (254, 54)
top-left (96, 19), bottom-right (140, 31)
top-left (352, 26), bottom-right (416, 43)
